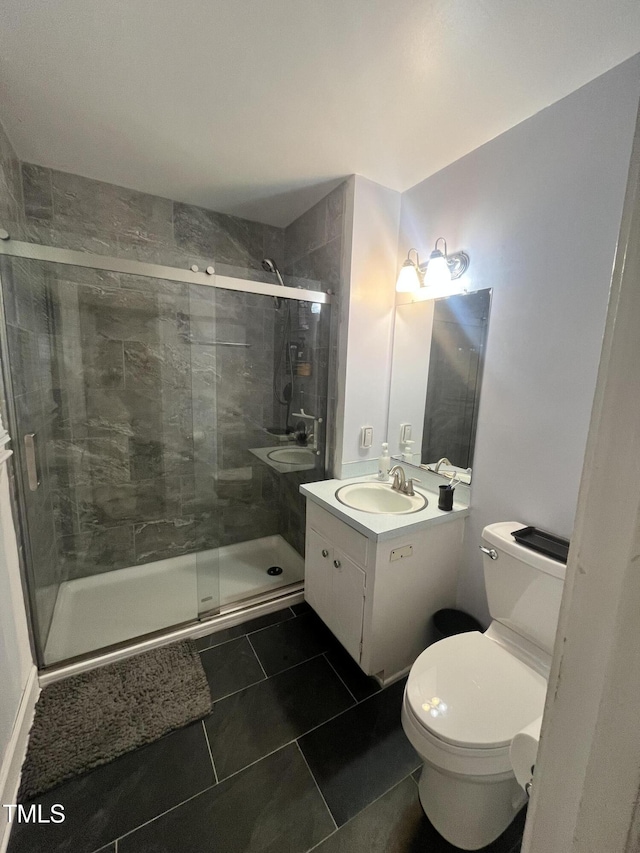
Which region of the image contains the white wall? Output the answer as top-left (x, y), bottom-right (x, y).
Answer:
top-left (0, 443), bottom-right (37, 851)
top-left (334, 175), bottom-right (401, 478)
top-left (398, 55), bottom-right (640, 622)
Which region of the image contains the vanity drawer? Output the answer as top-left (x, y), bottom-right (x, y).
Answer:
top-left (307, 502), bottom-right (369, 567)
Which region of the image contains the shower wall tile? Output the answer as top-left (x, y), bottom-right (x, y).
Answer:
top-left (292, 236), bottom-right (343, 291)
top-left (173, 203), bottom-right (266, 269)
top-left (284, 200), bottom-right (327, 267)
top-left (6, 155), bottom-right (345, 591)
top-left (263, 223), bottom-right (285, 269)
top-left (180, 467), bottom-right (222, 516)
top-left (221, 504), bottom-right (280, 547)
top-left (21, 163), bottom-right (53, 224)
top-left (133, 515), bottom-right (219, 564)
top-left (0, 120), bottom-right (24, 231)
top-left (50, 169), bottom-right (174, 245)
top-left (47, 436), bottom-right (131, 487)
top-left (75, 478), bottom-right (182, 531)
top-left (325, 183), bottom-right (346, 242)
top-left (60, 524), bottom-right (135, 579)
top-left (76, 287), bottom-right (163, 344)
top-left (123, 340), bottom-right (190, 390)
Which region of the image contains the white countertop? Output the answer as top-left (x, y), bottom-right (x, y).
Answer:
top-left (300, 474), bottom-right (469, 542)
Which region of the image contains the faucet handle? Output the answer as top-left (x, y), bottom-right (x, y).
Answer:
top-left (404, 477), bottom-right (420, 496)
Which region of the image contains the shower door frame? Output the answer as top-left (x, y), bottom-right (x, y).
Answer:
top-left (0, 238), bottom-right (333, 674)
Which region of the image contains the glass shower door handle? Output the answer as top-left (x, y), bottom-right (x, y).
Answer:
top-left (24, 433), bottom-right (40, 491)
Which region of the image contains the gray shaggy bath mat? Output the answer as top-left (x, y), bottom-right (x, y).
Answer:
top-left (19, 640), bottom-right (212, 801)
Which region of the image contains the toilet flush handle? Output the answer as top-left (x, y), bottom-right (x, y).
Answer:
top-left (479, 546), bottom-right (498, 560)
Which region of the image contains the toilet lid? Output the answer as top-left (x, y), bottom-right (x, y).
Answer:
top-left (406, 632), bottom-right (547, 750)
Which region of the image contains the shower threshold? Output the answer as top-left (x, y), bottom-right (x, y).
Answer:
top-left (44, 534), bottom-right (304, 667)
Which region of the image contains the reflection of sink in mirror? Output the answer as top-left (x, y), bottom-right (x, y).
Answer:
top-left (335, 482), bottom-right (428, 515)
top-left (267, 447), bottom-right (316, 465)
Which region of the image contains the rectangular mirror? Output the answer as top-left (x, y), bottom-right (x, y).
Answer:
top-left (387, 288), bottom-right (492, 482)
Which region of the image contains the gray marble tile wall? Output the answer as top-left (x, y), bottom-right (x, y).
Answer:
top-left (1, 149), bottom-right (346, 610)
top-left (6, 165), bottom-right (291, 582)
top-left (16, 163), bottom-right (286, 274)
top-left (278, 182), bottom-right (347, 553)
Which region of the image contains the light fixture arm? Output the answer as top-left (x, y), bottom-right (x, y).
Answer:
top-left (417, 237), bottom-right (469, 281)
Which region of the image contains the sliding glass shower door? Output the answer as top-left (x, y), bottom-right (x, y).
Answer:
top-left (0, 247), bottom-right (331, 668)
top-left (191, 284), bottom-right (331, 611)
top-left (1, 255), bottom-right (218, 665)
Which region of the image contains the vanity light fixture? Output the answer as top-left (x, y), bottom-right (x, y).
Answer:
top-left (395, 248), bottom-right (422, 292)
top-left (396, 238), bottom-right (470, 298)
top-left (422, 237), bottom-right (470, 293)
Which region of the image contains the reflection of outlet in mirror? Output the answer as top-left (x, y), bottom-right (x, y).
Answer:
top-left (400, 423), bottom-right (412, 443)
top-left (390, 544), bottom-right (413, 562)
top-left (360, 426), bottom-right (373, 448)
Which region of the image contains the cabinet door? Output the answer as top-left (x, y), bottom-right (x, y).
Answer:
top-left (305, 528), bottom-right (333, 625)
top-left (331, 552), bottom-right (366, 663)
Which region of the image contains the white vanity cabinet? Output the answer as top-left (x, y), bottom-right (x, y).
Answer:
top-left (304, 497), bottom-right (467, 685)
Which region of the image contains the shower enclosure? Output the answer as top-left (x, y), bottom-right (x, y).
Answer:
top-left (0, 241), bottom-right (331, 669)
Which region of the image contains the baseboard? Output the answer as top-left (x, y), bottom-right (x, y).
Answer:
top-left (0, 666), bottom-right (39, 853)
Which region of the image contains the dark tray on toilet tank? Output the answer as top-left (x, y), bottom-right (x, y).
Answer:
top-left (511, 526), bottom-right (570, 564)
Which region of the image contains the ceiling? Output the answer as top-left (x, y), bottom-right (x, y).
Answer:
top-left (1, 1), bottom-right (640, 227)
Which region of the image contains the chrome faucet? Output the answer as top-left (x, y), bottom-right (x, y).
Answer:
top-left (389, 465), bottom-right (421, 496)
top-left (389, 464), bottom-right (406, 492)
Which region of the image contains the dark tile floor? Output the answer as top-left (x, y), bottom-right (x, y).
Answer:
top-left (8, 603), bottom-right (525, 853)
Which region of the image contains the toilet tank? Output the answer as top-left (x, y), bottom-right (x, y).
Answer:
top-left (482, 521), bottom-right (566, 656)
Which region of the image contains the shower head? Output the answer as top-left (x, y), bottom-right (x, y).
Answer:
top-left (262, 258), bottom-right (285, 289)
top-left (262, 258), bottom-right (286, 309)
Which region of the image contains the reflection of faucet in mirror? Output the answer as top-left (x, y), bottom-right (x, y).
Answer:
top-left (292, 409), bottom-right (322, 453)
top-left (433, 457), bottom-right (451, 474)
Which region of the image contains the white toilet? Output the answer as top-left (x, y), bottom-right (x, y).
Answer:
top-left (401, 521), bottom-right (566, 850)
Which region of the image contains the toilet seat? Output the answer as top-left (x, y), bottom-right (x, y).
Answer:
top-left (405, 632), bottom-right (547, 751)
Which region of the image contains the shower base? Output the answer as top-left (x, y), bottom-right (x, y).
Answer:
top-left (44, 534), bottom-right (304, 666)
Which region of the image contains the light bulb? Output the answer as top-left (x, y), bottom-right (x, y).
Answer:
top-left (423, 251), bottom-right (451, 290)
top-left (396, 261), bottom-right (420, 293)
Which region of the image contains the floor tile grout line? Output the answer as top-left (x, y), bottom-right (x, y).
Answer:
top-left (113, 782), bottom-right (218, 846)
top-left (113, 730), bottom-right (416, 851)
top-left (207, 651), bottom-right (332, 710)
top-left (246, 634), bottom-right (269, 680)
top-left (245, 608), bottom-right (309, 642)
top-left (218, 738), bottom-right (300, 784)
top-left (322, 653), bottom-right (358, 705)
top-left (217, 670), bottom-right (402, 782)
top-left (302, 768), bottom-right (421, 853)
top-left (201, 719), bottom-right (219, 784)
top-left (113, 780), bottom-right (219, 847)
top-left (294, 740), bottom-right (338, 832)
top-left (196, 608), bottom-right (297, 653)
top-left (216, 682), bottom-right (366, 785)
top-left (208, 670), bottom-right (267, 705)
top-left (211, 646), bottom-right (336, 699)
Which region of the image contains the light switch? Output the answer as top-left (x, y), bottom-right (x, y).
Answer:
top-left (360, 426), bottom-right (373, 448)
top-left (400, 423), bottom-right (412, 443)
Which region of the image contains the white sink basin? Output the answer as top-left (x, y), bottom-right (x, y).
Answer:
top-left (267, 447), bottom-right (316, 465)
top-left (335, 482), bottom-right (428, 514)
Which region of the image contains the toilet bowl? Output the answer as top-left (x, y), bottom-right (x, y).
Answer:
top-left (401, 521), bottom-right (566, 850)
